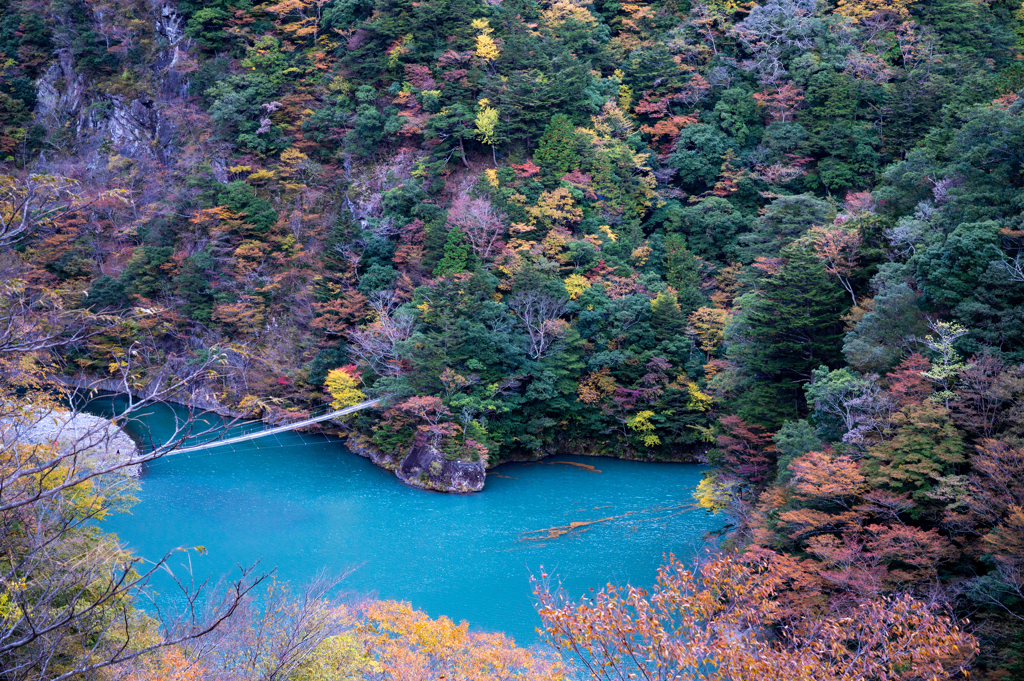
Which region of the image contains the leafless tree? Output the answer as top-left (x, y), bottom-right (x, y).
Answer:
top-left (182, 571), bottom-right (356, 681)
top-left (332, 242), bottom-right (365, 284)
top-left (0, 174), bottom-right (127, 248)
top-left (506, 291), bottom-right (570, 361)
top-left (841, 379), bottom-right (900, 445)
top-left (731, 0), bottom-right (817, 86)
top-left (0, 372), bottom-right (270, 680)
top-left (958, 439), bottom-right (1024, 623)
top-left (0, 527), bottom-right (264, 681)
top-left (0, 346), bottom-right (243, 514)
top-left (370, 217), bottom-right (403, 241)
top-left (0, 280), bottom-right (122, 357)
top-left (688, 2), bottom-right (722, 57)
top-left (999, 251), bottom-right (1024, 284)
top-left (446, 193), bottom-right (506, 263)
top-left (346, 290), bottom-right (415, 377)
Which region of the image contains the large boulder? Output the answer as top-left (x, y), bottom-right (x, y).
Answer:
top-left (396, 437), bottom-right (486, 493)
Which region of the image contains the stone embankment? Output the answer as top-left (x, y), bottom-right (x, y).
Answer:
top-left (1, 409), bottom-right (141, 476)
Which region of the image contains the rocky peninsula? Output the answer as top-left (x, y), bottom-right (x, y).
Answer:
top-left (1, 409), bottom-right (141, 476)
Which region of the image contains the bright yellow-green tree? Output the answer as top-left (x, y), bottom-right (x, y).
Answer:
top-left (564, 273), bottom-right (592, 300)
top-left (627, 410), bottom-right (660, 447)
top-left (475, 99), bottom-right (500, 166)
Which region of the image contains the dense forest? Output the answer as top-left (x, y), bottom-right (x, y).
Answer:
top-left (3, 0), bottom-right (1024, 672)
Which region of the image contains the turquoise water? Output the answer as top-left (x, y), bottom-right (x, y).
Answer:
top-left (98, 401), bottom-right (720, 645)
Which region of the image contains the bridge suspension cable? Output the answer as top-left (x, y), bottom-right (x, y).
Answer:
top-left (167, 398), bottom-right (384, 456)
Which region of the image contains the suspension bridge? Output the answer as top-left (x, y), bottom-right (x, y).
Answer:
top-left (168, 398), bottom-right (384, 456)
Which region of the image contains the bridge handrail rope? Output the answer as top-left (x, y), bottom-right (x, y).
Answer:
top-left (168, 398), bottom-right (384, 456)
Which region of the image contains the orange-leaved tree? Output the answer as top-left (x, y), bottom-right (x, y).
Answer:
top-left (360, 601), bottom-right (566, 681)
top-left (124, 648), bottom-right (208, 681)
top-left (535, 554), bottom-right (976, 681)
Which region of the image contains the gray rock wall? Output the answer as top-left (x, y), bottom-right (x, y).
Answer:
top-left (32, 1), bottom-right (190, 165)
top-left (396, 437), bottom-right (486, 494)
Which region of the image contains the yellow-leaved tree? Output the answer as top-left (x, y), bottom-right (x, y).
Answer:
top-left (292, 631), bottom-right (371, 681)
top-left (627, 410), bottom-right (660, 447)
top-left (687, 306), bottom-right (730, 361)
top-left (685, 382), bottom-right (713, 412)
top-left (693, 474), bottom-right (735, 512)
top-left (360, 601), bottom-right (565, 680)
top-left (471, 19), bottom-right (501, 62)
top-left (475, 99), bottom-right (500, 166)
top-left (324, 366), bottom-right (367, 410)
top-left (564, 273), bottom-right (592, 300)
top-left (265, 0), bottom-right (332, 44)
top-left (835, 0), bottom-right (914, 21)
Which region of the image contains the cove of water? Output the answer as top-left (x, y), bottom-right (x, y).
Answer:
top-left (96, 400), bottom-right (720, 645)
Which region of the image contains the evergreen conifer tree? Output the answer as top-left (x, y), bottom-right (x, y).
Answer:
top-left (663, 234), bottom-right (704, 314)
top-left (650, 291), bottom-right (687, 342)
top-left (729, 244), bottom-right (848, 425)
top-left (737, 194), bottom-right (833, 262)
top-left (433, 228), bottom-right (470, 276)
top-left (422, 218), bottom-right (450, 273)
top-left (534, 114), bottom-right (582, 181)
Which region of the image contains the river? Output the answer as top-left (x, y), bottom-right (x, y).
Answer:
top-left (96, 399), bottom-right (721, 645)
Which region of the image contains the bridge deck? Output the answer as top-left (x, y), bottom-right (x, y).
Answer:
top-left (168, 398), bottom-right (383, 455)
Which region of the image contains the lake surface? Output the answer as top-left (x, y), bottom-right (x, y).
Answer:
top-left (96, 400), bottom-right (720, 645)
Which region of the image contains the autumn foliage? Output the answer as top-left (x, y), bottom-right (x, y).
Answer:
top-left (361, 601), bottom-right (564, 681)
top-left (325, 365), bottom-right (367, 409)
top-left (536, 554), bottom-right (976, 681)
top-left (693, 346), bottom-right (1024, 676)
top-left (133, 601), bottom-right (565, 681)
top-left (6, 0), bottom-right (1024, 671)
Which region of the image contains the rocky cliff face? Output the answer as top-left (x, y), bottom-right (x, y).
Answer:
top-left (346, 434), bottom-right (486, 494)
top-left (32, 0), bottom-right (189, 166)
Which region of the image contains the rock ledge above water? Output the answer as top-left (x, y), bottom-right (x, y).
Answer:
top-left (1, 409), bottom-right (141, 476)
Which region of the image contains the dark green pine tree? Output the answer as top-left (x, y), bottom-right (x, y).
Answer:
top-left (533, 113), bottom-right (582, 181)
top-left (729, 244), bottom-right (847, 427)
top-left (650, 291), bottom-right (687, 343)
top-left (85, 275), bottom-right (127, 312)
top-left (174, 250), bottom-right (216, 323)
top-left (219, 181), bottom-right (279, 235)
top-left (736, 194), bottom-right (832, 262)
top-left (662, 234), bottom-right (703, 314)
top-left (433, 228), bottom-right (470, 276)
top-left (421, 218), bottom-right (450, 273)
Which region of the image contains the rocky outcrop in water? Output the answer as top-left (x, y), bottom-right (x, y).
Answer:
top-left (346, 434), bottom-right (486, 494)
top-left (396, 437), bottom-right (486, 494)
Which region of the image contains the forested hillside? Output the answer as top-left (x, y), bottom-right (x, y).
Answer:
top-left (3, 0), bottom-right (1024, 672)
